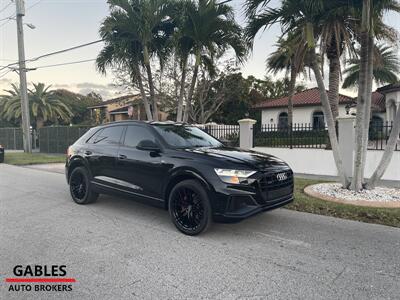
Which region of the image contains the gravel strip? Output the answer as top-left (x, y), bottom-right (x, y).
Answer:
top-left (310, 183), bottom-right (400, 202)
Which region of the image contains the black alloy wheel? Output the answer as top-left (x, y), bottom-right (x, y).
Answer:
top-left (69, 167), bottom-right (98, 204)
top-left (169, 179), bottom-right (211, 235)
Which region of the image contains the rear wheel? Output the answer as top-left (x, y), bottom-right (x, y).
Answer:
top-left (69, 167), bottom-right (98, 204)
top-left (168, 180), bottom-right (212, 235)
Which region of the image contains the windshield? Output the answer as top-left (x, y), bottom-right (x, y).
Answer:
top-left (153, 124), bottom-right (223, 149)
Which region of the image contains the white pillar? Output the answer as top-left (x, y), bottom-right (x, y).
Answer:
top-left (238, 118), bottom-right (257, 150)
top-left (337, 115), bottom-right (356, 178)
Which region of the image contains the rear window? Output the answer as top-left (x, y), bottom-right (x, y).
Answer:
top-left (92, 126), bottom-right (124, 145)
top-left (75, 128), bottom-right (97, 144)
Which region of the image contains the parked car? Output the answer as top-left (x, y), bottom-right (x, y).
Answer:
top-left (65, 121), bottom-right (293, 235)
top-left (0, 145), bottom-right (4, 163)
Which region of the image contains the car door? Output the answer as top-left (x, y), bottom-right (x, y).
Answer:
top-left (115, 125), bottom-right (166, 202)
top-left (86, 125), bottom-right (125, 184)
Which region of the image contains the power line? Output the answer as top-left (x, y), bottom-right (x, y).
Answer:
top-left (0, 39), bottom-right (103, 71)
top-left (0, 1), bottom-right (13, 14)
top-left (0, 68), bottom-right (13, 79)
top-left (32, 58), bottom-right (96, 69)
top-left (0, 0), bottom-right (43, 28)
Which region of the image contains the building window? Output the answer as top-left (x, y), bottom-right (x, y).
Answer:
top-left (369, 115), bottom-right (384, 140)
top-left (312, 111), bottom-right (325, 129)
top-left (278, 112), bottom-right (288, 129)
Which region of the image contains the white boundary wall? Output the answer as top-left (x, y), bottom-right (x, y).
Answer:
top-left (253, 147), bottom-right (400, 182)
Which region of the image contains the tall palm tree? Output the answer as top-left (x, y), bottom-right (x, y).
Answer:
top-left (318, 2), bottom-right (356, 120)
top-left (342, 44), bottom-right (400, 88)
top-left (175, 0), bottom-right (246, 123)
top-left (0, 83), bottom-right (72, 129)
top-left (267, 32), bottom-right (309, 125)
top-left (97, 0), bottom-right (174, 121)
top-left (245, 0), bottom-right (350, 187)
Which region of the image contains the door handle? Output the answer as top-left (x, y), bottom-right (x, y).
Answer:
top-left (119, 154), bottom-right (127, 160)
top-left (84, 150), bottom-right (92, 155)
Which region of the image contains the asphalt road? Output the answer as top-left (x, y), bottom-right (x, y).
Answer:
top-left (1, 164), bottom-right (399, 300)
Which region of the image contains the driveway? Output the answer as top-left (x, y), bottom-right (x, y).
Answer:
top-left (0, 164), bottom-right (399, 299)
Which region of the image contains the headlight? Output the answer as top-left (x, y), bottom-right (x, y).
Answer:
top-left (214, 168), bottom-right (257, 184)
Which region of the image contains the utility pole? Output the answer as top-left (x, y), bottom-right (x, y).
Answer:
top-left (15, 0), bottom-right (32, 153)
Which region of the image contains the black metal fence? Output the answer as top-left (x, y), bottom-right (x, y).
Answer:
top-left (254, 123), bottom-right (330, 149)
top-left (368, 121), bottom-right (399, 151)
top-left (203, 124), bottom-right (239, 147)
top-left (39, 126), bottom-right (91, 153)
top-left (0, 128), bottom-right (24, 150)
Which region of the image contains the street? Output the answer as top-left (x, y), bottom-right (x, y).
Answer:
top-left (0, 164), bottom-right (399, 299)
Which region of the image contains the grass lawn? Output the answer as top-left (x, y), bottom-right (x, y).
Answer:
top-left (3, 152), bottom-right (65, 165)
top-left (290, 178), bottom-right (400, 228)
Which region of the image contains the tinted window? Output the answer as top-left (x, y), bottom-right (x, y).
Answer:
top-left (123, 125), bottom-right (155, 148)
top-left (93, 126), bottom-right (124, 145)
top-left (85, 128), bottom-right (101, 144)
top-left (153, 125), bottom-right (222, 148)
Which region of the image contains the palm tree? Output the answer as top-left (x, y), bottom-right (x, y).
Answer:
top-left (97, 0), bottom-right (174, 121)
top-left (267, 32), bottom-right (309, 125)
top-left (175, 0), bottom-right (246, 123)
top-left (245, 0), bottom-right (350, 187)
top-left (318, 2), bottom-right (356, 120)
top-left (342, 44), bottom-right (400, 88)
top-left (0, 83), bottom-right (72, 129)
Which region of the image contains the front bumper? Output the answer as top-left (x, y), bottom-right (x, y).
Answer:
top-left (211, 170), bottom-right (294, 223)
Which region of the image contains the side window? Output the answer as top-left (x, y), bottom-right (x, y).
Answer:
top-left (123, 125), bottom-right (156, 148)
top-left (94, 126), bottom-right (124, 145)
top-left (86, 129), bottom-right (102, 144)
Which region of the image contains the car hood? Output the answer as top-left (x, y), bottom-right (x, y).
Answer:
top-left (184, 146), bottom-right (290, 171)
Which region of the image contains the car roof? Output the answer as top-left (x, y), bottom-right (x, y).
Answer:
top-left (96, 120), bottom-right (190, 128)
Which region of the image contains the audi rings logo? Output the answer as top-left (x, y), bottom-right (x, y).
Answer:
top-left (276, 172), bottom-right (288, 181)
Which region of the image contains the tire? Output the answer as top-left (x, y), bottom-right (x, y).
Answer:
top-left (168, 179), bottom-right (212, 236)
top-left (69, 167), bottom-right (98, 204)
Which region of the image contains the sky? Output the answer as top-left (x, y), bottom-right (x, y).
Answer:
top-left (0, 0), bottom-right (399, 100)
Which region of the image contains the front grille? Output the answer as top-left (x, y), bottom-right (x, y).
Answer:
top-left (256, 170), bottom-right (293, 204)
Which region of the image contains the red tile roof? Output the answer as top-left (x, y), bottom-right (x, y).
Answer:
top-left (371, 91), bottom-right (385, 112)
top-left (87, 94), bottom-right (142, 109)
top-left (252, 88), bottom-right (354, 109)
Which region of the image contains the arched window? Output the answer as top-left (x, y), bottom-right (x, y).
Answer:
top-left (278, 112), bottom-right (288, 129)
top-left (312, 111), bottom-right (325, 129)
top-left (369, 115), bottom-right (384, 139)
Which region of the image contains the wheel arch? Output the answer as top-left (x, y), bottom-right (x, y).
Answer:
top-left (67, 157), bottom-right (91, 183)
top-left (163, 169), bottom-right (213, 210)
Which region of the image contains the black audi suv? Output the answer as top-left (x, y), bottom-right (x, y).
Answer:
top-left (66, 121), bottom-right (293, 235)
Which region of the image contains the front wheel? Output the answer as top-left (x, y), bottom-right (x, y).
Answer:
top-left (168, 179), bottom-right (212, 235)
top-left (69, 167), bottom-right (98, 204)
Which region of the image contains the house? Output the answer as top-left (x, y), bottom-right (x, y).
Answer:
top-left (87, 94), bottom-right (168, 123)
top-left (377, 83), bottom-right (400, 123)
top-left (252, 87), bottom-right (391, 128)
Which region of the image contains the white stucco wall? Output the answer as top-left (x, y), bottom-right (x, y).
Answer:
top-left (253, 147), bottom-right (400, 182)
top-left (385, 90), bottom-right (400, 122)
top-left (261, 105), bottom-right (349, 126)
top-left (261, 105), bottom-right (387, 126)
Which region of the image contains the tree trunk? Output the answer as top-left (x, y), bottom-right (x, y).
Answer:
top-left (360, 35), bottom-right (374, 182)
top-left (287, 63), bottom-right (296, 125)
top-left (183, 53), bottom-right (200, 123)
top-left (328, 55), bottom-right (340, 120)
top-left (133, 63), bottom-right (153, 121)
top-left (176, 56), bottom-right (188, 122)
top-left (143, 45), bottom-right (158, 121)
top-left (366, 105), bottom-right (400, 189)
top-left (36, 119), bottom-right (44, 129)
top-left (350, 0), bottom-right (371, 191)
top-left (310, 48), bottom-right (350, 187)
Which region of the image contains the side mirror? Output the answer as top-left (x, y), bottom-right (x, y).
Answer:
top-left (137, 140), bottom-right (161, 152)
